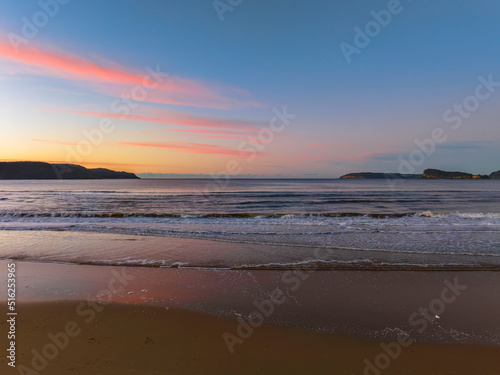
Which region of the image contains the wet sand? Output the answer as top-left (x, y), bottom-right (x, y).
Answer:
top-left (1, 230), bottom-right (499, 271)
top-left (1, 301), bottom-right (499, 375)
top-left (0, 259), bottom-right (499, 374)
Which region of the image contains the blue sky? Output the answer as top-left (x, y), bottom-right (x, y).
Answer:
top-left (1, 0), bottom-right (499, 177)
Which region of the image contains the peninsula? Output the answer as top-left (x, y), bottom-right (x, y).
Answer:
top-left (0, 162), bottom-right (139, 180)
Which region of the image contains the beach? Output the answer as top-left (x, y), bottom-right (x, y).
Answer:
top-left (1, 247), bottom-right (500, 374)
top-left (3, 301), bottom-right (500, 375)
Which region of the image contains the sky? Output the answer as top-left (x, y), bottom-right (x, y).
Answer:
top-left (1, 0), bottom-right (499, 178)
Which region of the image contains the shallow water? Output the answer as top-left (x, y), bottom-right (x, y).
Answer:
top-left (0, 179), bottom-right (499, 269)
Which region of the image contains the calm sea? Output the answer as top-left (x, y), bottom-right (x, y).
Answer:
top-left (0, 179), bottom-right (499, 269)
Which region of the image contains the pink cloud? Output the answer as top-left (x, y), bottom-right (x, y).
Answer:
top-left (161, 128), bottom-right (252, 140)
top-left (50, 109), bottom-right (260, 132)
top-left (191, 134), bottom-right (249, 140)
top-left (0, 36), bottom-right (258, 109)
top-left (0, 38), bottom-right (141, 85)
top-left (165, 128), bottom-right (250, 136)
top-left (119, 141), bottom-right (265, 158)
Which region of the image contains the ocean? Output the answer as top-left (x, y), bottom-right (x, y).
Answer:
top-left (1, 178), bottom-right (499, 270)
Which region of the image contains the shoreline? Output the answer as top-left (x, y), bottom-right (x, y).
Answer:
top-left (1, 230), bottom-right (499, 271)
top-left (3, 258), bottom-right (500, 271)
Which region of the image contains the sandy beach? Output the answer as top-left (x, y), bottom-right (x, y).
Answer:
top-left (1, 256), bottom-right (500, 374)
top-left (1, 301), bottom-right (499, 375)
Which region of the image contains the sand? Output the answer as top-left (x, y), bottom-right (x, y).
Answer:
top-left (0, 301), bottom-right (499, 375)
top-left (1, 259), bottom-right (500, 374)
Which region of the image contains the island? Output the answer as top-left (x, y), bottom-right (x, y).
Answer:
top-left (340, 169), bottom-right (498, 179)
top-left (0, 162), bottom-right (139, 180)
top-left (340, 172), bottom-right (422, 179)
top-left (421, 169), bottom-right (489, 179)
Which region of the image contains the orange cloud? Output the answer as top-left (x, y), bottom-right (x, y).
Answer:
top-left (119, 141), bottom-right (265, 158)
top-left (0, 36), bottom-right (258, 109)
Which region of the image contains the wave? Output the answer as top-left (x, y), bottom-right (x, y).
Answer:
top-left (1, 210), bottom-right (499, 266)
top-left (416, 211), bottom-right (500, 219)
top-left (0, 212), bottom-right (414, 219)
top-left (2, 211), bottom-right (496, 219)
top-left (3, 254), bottom-right (499, 271)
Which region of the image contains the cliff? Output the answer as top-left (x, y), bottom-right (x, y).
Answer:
top-left (0, 162), bottom-right (139, 180)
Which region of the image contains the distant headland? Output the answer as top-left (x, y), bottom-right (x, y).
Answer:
top-left (340, 169), bottom-right (500, 179)
top-left (339, 172), bottom-right (421, 179)
top-left (0, 162), bottom-right (139, 180)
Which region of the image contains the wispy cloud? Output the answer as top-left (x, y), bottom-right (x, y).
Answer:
top-left (49, 109), bottom-right (260, 131)
top-left (165, 128), bottom-right (250, 136)
top-left (162, 128), bottom-right (252, 140)
top-left (190, 134), bottom-right (250, 140)
top-left (0, 36), bottom-right (259, 109)
top-left (119, 141), bottom-right (265, 157)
